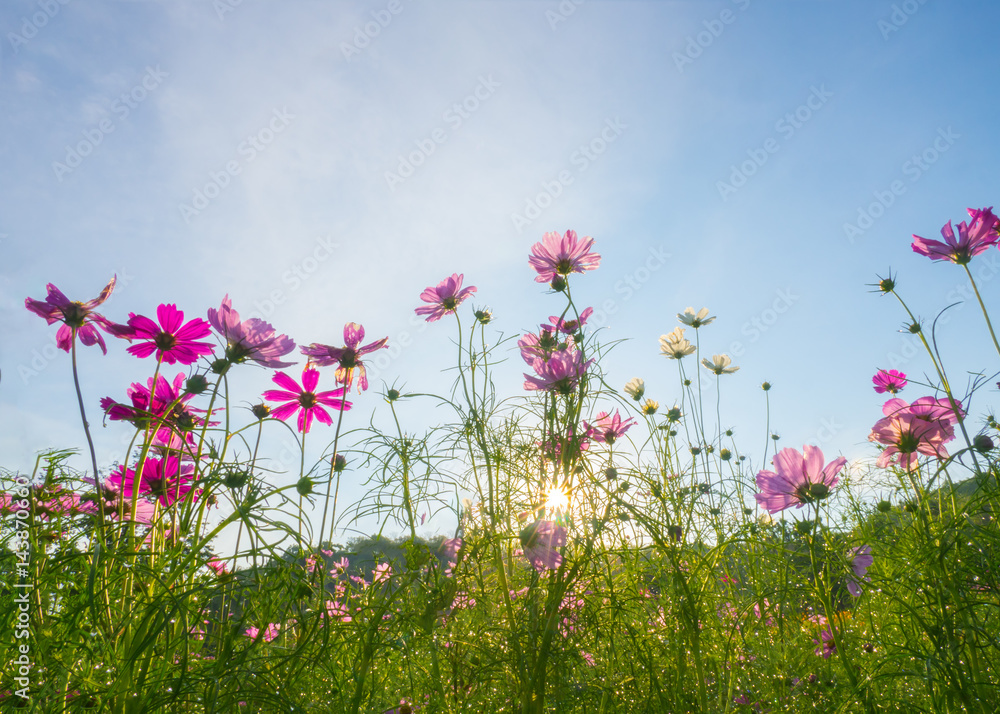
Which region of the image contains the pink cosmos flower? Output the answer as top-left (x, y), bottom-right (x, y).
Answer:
top-left (330, 556), bottom-right (350, 575)
top-left (245, 624), bottom-right (280, 642)
top-left (523, 349), bottom-right (594, 394)
top-left (518, 326), bottom-right (562, 364)
top-left (441, 537), bottom-right (464, 561)
top-left (414, 273), bottom-right (477, 322)
top-left (299, 322), bottom-right (388, 392)
top-left (324, 600), bottom-right (352, 623)
top-left (207, 295), bottom-right (296, 367)
top-left (528, 229), bottom-right (601, 284)
top-left (262, 366), bottom-right (353, 433)
top-left (872, 369), bottom-right (907, 394)
top-left (120, 304), bottom-right (215, 365)
top-left (548, 306), bottom-right (594, 334)
top-left (584, 410), bottom-right (637, 445)
top-left (207, 559), bottom-right (229, 576)
top-left (868, 396), bottom-right (962, 470)
top-left (814, 629), bottom-right (836, 659)
top-left (520, 519), bottom-right (566, 572)
top-left (754, 445), bottom-right (847, 514)
top-left (846, 545), bottom-right (873, 598)
top-left (912, 207), bottom-right (999, 264)
top-left (107, 457), bottom-right (198, 507)
top-left (100, 372), bottom-right (205, 432)
top-left (373, 562), bottom-right (393, 585)
top-left (25, 275), bottom-right (126, 354)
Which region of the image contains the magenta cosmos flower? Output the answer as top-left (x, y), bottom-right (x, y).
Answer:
top-left (520, 519), bottom-right (566, 572)
top-left (207, 295), bottom-right (296, 368)
top-left (528, 229), bottom-right (601, 284)
top-left (107, 456), bottom-right (198, 507)
top-left (584, 410), bottom-right (637, 445)
top-left (25, 275), bottom-right (126, 354)
top-left (911, 206), bottom-right (999, 264)
top-left (814, 629), bottom-right (836, 659)
top-left (518, 326), bottom-right (562, 364)
top-left (872, 369), bottom-right (907, 394)
top-left (120, 304), bottom-right (215, 365)
top-left (754, 445), bottom-right (847, 514)
top-left (300, 322), bottom-right (388, 393)
top-left (523, 348), bottom-right (594, 395)
top-left (414, 273), bottom-right (477, 322)
top-left (262, 366), bottom-right (353, 433)
top-left (245, 624), bottom-right (280, 642)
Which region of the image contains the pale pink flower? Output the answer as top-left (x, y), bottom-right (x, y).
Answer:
top-left (373, 562), bottom-right (392, 585)
top-left (414, 273), bottom-right (477, 322)
top-left (846, 545), bottom-right (873, 598)
top-left (300, 322), bottom-right (388, 392)
top-left (754, 445), bottom-right (846, 514)
top-left (523, 349), bottom-right (593, 394)
top-left (584, 410), bottom-right (636, 445)
top-left (520, 519), bottom-right (566, 572)
top-left (207, 295), bottom-right (296, 367)
top-left (548, 306), bottom-right (594, 334)
top-left (528, 229), bottom-right (601, 284)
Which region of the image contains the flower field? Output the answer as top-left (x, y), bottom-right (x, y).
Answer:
top-left (3, 214), bottom-right (1000, 713)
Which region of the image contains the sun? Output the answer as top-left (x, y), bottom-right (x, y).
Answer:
top-left (544, 486), bottom-right (571, 515)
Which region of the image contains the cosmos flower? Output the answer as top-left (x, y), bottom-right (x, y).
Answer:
top-left (25, 275), bottom-right (126, 354)
top-left (814, 629), bottom-right (836, 659)
top-left (623, 377), bottom-right (645, 401)
top-left (300, 322), bottom-right (388, 392)
top-left (548, 306), bottom-right (594, 334)
top-left (872, 369), bottom-right (907, 394)
top-left (584, 410), bottom-right (637, 445)
top-left (262, 366), bottom-right (353, 433)
top-left (660, 327), bottom-right (696, 359)
top-left (911, 206), bottom-right (999, 264)
top-left (677, 307), bottom-right (715, 328)
top-left (373, 562), bottom-right (393, 585)
top-left (701, 354), bottom-right (739, 375)
top-left (868, 410), bottom-right (952, 471)
top-left (523, 349), bottom-right (593, 394)
top-left (107, 457), bottom-right (198, 508)
top-left (414, 273), bottom-right (477, 322)
top-left (245, 624), bottom-right (280, 642)
top-left (528, 229), bottom-right (601, 284)
top-left (520, 519), bottom-right (566, 572)
top-left (846, 545), bottom-right (873, 598)
top-left (754, 445), bottom-right (846, 514)
top-left (206, 295), bottom-right (296, 367)
top-left (518, 326), bottom-right (562, 364)
top-left (120, 304), bottom-right (215, 366)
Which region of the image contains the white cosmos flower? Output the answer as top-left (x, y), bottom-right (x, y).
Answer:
top-left (624, 377), bottom-right (645, 401)
top-left (659, 327), bottom-right (696, 359)
top-left (677, 307), bottom-right (715, 328)
top-left (701, 354), bottom-right (739, 375)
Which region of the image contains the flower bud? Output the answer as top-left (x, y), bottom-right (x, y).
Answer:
top-left (550, 276), bottom-right (567, 292)
top-left (876, 500), bottom-right (892, 513)
top-left (210, 358), bottom-right (231, 375)
top-left (974, 434), bottom-right (994, 453)
top-left (332, 454), bottom-right (347, 472)
top-left (604, 467), bottom-right (618, 480)
top-left (296, 477), bottom-right (314, 497)
top-left (251, 403), bottom-right (271, 420)
top-left (720, 448), bottom-right (732, 461)
top-left (184, 374), bottom-right (209, 395)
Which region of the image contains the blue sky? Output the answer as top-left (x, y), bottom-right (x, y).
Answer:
top-left (2, 0), bottom-right (999, 541)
